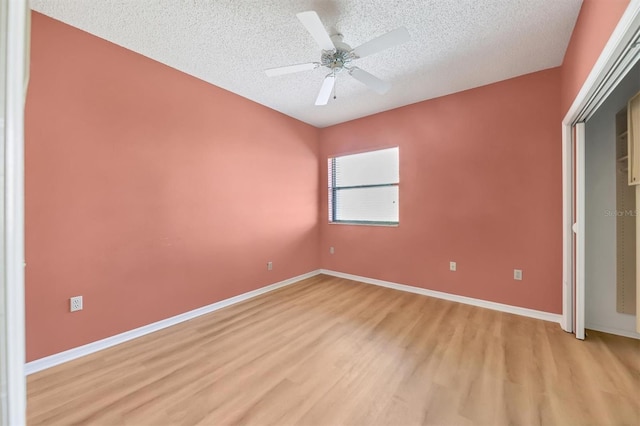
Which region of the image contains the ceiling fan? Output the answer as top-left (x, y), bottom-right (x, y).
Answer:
top-left (265, 11), bottom-right (410, 106)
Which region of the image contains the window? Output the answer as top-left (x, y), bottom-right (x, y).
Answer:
top-left (328, 147), bottom-right (399, 225)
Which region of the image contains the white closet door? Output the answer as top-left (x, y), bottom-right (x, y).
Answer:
top-left (575, 122), bottom-right (586, 340)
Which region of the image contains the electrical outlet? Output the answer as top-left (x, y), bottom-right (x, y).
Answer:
top-left (330, 246), bottom-right (335, 254)
top-left (267, 261), bottom-right (273, 271)
top-left (70, 296), bottom-right (83, 312)
top-left (514, 269), bottom-right (523, 280)
top-left (449, 261), bottom-right (457, 271)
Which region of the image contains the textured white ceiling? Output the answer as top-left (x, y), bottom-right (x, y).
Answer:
top-left (30, 0), bottom-right (583, 128)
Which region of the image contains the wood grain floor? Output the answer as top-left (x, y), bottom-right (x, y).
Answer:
top-left (28, 275), bottom-right (640, 425)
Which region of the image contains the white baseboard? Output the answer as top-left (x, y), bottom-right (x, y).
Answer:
top-left (25, 270), bottom-right (321, 375)
top-left (321, 269), bottom-right (563, 324)
top-left (26, 268), bottom-right (564, 375)
top-left (585, 323), bottom-right (640, 340)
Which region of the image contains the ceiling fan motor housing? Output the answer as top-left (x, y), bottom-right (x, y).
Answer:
top-left (321, 34), bottom-right (354, 73)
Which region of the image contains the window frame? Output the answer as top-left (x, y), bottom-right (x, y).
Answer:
top-left (328, 147), bottom-right (399, 226)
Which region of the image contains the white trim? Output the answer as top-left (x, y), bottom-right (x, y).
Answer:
top-left (585, 324), bottom-right (640, 340)
top-left (561, 123), bottom-right (573, 332)
top-left (25, 268), bottom-right (564, 376)
top-left (25, 270), bottom-right (321, 375)
top-left (321, 269), bottom-right (563, 324)
top-left (3, 0), bottom-right (28, 424)
top-left (561, 0), bottom-right (640, 338)
top-left (575, 122), bottom-right (586, 340)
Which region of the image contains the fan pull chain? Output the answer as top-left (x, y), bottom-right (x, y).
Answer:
top-left (333, 76), bottom-right (337, 100)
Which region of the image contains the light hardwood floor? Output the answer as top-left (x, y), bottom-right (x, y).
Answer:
top-left (28, 275), bottom-right (640, 425)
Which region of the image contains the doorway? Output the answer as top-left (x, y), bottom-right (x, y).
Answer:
top-left (584, 62), bottom-right (640, 339)
top-left (565, 1), bottom-right (640, 340)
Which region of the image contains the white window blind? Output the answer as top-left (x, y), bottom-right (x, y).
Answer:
top-left (328, 147), bottom-right (399, 224)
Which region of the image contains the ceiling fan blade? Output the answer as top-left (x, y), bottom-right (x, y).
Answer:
top-left (349, 67), bottom-right (391, 94)
top-left (265, 62), bottom-right (318, 77)
top-left (315, 74), bottom-right (336, 106)
top-left (351, 27), bottom-right (410, 58)
top-left (296, 11), bottom-right (335, 51)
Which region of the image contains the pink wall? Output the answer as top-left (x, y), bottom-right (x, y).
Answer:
top-left (26, 1), bottom-right (632, 361)
top-left (561, 0), bottom-right (630, 115)
top-left (25, 13), bottom-right (320, 361)
top-left (319, 69), bottom-right (563, 314)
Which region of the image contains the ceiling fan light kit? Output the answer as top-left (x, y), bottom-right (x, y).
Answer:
top-left (265, 10), bottom-right (410, 106)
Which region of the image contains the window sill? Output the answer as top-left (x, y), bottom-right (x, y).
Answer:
top-left (328, 221), bottom-right (399, 227)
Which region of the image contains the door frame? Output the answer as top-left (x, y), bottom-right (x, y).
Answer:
top-left (1, 0), bottom-right (29, 424)
top-left (562, 0), bottom-right (640, 337)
